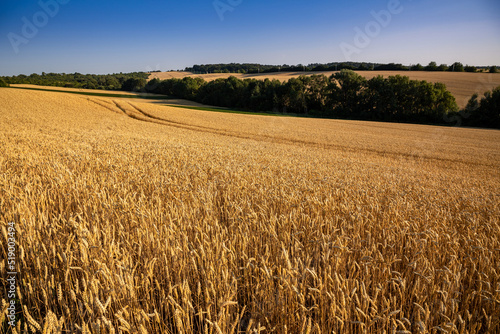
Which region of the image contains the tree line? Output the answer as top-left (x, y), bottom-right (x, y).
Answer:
top-left (143, 70), bottom-right (499, 128)
top-left (0, 72), bottom-right (149, 90)
top-left (186, 62), bottom-right (498, 74)
top-left (143, 71), bottom-right (454, 123)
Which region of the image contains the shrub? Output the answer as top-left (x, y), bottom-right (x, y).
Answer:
top-left (464, 65), bottom-right (477, 73)
top-left (465, 86), bottom-right (500, 128)
top-left (121, 78), bottom-right (147, 92)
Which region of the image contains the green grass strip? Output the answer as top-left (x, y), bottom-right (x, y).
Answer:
top-left (164, 104), bottom-right (309, 117)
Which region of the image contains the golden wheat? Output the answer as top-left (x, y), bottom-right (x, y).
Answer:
top-left (0, 87), bottom-right (499, 333)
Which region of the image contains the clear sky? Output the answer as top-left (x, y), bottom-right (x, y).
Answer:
top-left (1, 0), bottom-right (499, 76)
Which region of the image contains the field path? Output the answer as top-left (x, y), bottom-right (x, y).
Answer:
top-left (70, 93), bottom-right (500, 169)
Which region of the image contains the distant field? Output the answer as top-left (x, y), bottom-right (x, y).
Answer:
top-left (150, 71), bottom-right (500, 108)
top-left (1, 87), bottom-right (499, 333)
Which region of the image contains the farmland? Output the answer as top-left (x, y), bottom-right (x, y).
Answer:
top-left (150, 71), bottom-right (500, 109)
top-left (1, 87), bottom-right (500, 333)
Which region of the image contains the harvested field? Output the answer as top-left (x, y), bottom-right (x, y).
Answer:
top-left (1, 87), bottom-right (499, 333)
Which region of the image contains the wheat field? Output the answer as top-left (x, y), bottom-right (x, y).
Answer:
top-left (1, 87), bottom-right (500, 333)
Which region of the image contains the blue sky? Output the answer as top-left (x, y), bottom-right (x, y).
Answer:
top-left (1, 0), bottom-right (499, 76)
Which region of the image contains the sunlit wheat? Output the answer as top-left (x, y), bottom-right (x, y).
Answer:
top-left (0, 88), bottom-right (499, 333)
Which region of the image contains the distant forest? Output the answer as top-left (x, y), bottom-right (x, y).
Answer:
top-left (0, 72), bottom-right (149, 90)
top-left (185, 62), bottom-right (498, 74)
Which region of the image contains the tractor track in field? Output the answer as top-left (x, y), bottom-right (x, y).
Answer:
top-left (85, 97), bottom-right (498, 169)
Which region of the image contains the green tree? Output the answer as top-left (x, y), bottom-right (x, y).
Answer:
top-left (282, 77), bottom-right (307, 113)
top-left (0, 78), bottom-right (9, 87)
top-left (465, 87), bottom-right (500, 128)
top-left (303, 75), bottom-right (329, 112)
top-left (173, 77), bottom-right (205, 99)
top-left (490, 66), bottom-right (498, 73)
top-left (121, 78), bottom-right (146, 92)
top-left (144, 78), bottom-right (162, 94)
top-left (449, 62), bottom-right (464, 72)
top-left (430, 82), bottom-right (459, 121)
top-left (364, 75), bottom-right (457, 123)
top-left (327, 70), bottom-right (367, 117)
top-left (104, 76), bottom-right (121, 90)
top-left (364, 75), bottom-right (397, 120)
top-left (425, 61), bottom-right (438, 71)
top-left (246, 79), bottom-right (263, 110)
top-left (464, 65), bottom-right (477, 72)
top-left (412, 63), bottom-right (424, 71)
top-left (438, 64), bottom-right (449, 71)
top-left (464, 93), bottom-right (479, 115)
